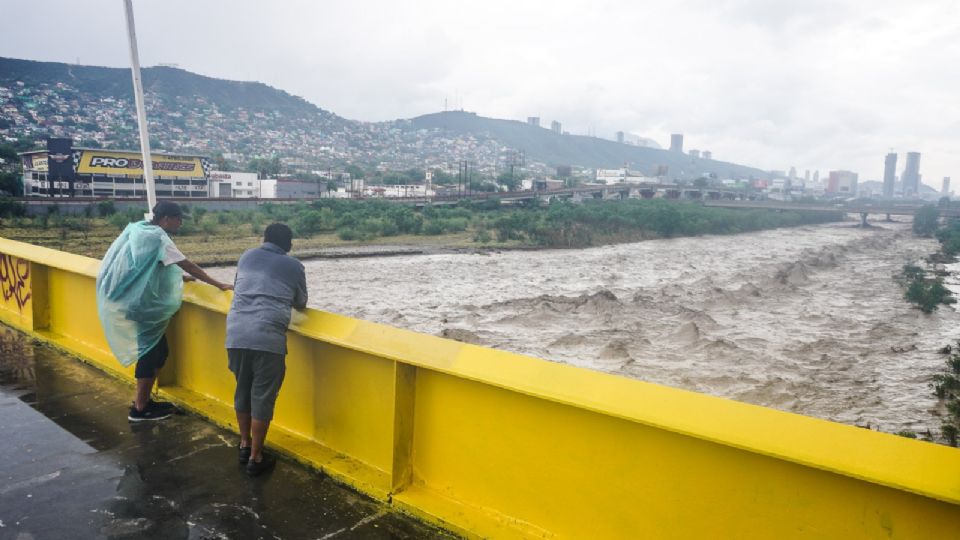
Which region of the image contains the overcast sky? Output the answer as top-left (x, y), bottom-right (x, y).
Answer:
top-left (2, 0), bottom-right (958, 186)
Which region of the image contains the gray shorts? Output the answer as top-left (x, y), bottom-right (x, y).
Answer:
top-left (227, 348), bottom-right (286, 421)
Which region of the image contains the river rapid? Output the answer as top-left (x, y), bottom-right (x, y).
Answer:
top-left (210, 219), bottom-right (960, 435)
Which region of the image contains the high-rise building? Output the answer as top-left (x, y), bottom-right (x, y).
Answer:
top-left (527, 117), bottom-right (540, 127)
top-left (670, 134), bottom-right (684, 153)
top-left (702, 150), bottom-right (712, 160)
top-left (901, 152), bottom-right (921, 196)
top-left (689, 149), bottom-right (701, 158)
top-left (551, 121), bottom-right (561, 134)
top-left (813, 171), bottom-right (820, 184)
top-left (616, 131), bottom-right (625, 144)
top-left (789, 166), bottom-right (797, 180)
top-left (943, 177), bottom-right (951, 196)
top-left (827, 170), bottom-right (859, 195)
top-left (804, 170), bottom-right (810, 183)
top-left (883, 152), bottom-right (897, 198)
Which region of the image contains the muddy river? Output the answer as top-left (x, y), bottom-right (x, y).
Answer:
top-left (211, 219), bottom-right (960, 435)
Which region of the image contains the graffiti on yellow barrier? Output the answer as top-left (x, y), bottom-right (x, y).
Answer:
top-left (0, 254), bottom-right (31, 313)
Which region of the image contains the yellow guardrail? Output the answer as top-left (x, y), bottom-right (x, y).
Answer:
top-left (2, 236), bottom-right (959, 538)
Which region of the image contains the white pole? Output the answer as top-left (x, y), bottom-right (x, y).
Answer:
top-left (122, 0), bottom-right (157, 220)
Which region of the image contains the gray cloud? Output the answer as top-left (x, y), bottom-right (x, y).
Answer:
top-left (1, 0), bottom-right (957, 184)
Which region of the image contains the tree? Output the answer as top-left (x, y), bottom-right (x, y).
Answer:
top-left (246, 156), bottom-right (281, 179)
top-left (693, 177), bottom-right (709, 188)
top-left (345, 164), bottom-right (365, 179)
top-left (913, 205), bottom-right (940, 237)
top-left (497, 172), bottom-right (522, 191)
top-left (0, 171), bottom-right (21, 196)
top-left (430, 168), bottom-right (455, 185)
top-left (212, 151), bottom-right (231, 171)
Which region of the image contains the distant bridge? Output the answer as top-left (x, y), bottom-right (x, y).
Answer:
top-left (702, 200), bottom-right (960, 224)
top-left (422, 183), bottom-right (757, 206)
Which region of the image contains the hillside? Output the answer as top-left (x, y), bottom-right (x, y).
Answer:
top-left (406, 111), bottom-right (769, 180)
top-left (0, 56), bottom-right (769, 179)
top-left (0, 57), bottom-right (323, 116)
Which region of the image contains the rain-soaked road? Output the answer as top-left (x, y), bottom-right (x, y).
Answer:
top-left (0, 325), bottom-right (454, 540)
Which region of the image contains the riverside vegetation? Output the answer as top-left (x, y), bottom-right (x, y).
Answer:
top-left (932, 342), bottom-right (960, 446)
top-left (0, 197), bottom-right (844, 265)
top-left (898, 204), bottom-right (957, 314)
top-left (896, 204), bottom-right (960, 446)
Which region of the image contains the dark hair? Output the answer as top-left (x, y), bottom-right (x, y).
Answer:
top-left (151, 201), bottom-right (183, 222)
top-left (264, 223), bottom-right (293, 252)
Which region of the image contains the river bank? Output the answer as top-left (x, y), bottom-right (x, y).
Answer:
top-left (0, 198), bottom-right (845, 265)
top-left (0, 211), bottom-right (847, 266)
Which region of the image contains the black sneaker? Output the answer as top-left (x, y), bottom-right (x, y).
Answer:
top-left (239, 445), bottom-right (252, 464)
top-left (149, 399), bottom-right (178, 413)
top-left (245, 452), bottom-right (276, 477)
top-left (128, 401), bottom-right (174, 422)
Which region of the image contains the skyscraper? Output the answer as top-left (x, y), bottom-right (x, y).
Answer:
top-left (943, 177), bottom-right (951, 196)
top-left (527, 117), bottom-right (540, 127)
top-left (551, 121), bottom-right (562, 134)
top-left (616, 131), bottom-right (625, 144)
top-left (882, 152), bottom-right (897, 198)
top-left (670, 134), bottom-right (684, 153)
top-left (901, 152), bottom-right (921, 196)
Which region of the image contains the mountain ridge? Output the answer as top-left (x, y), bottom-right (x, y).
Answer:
top-left (1, 56), bottom-right (769, 179)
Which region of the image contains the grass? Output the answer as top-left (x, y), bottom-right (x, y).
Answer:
top-left (0, 219), bottom-right (512, 266)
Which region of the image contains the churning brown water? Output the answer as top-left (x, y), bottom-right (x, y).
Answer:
top-left (211, 219), bottom-right (960, 435)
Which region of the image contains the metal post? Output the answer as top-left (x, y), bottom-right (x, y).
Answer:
top-left (123, 0), bottom-right (157, 220)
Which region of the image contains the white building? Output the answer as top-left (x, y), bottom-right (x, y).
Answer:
top-left (595, 168), bottom-right (658, 184)
top-left (260, 179), bottom-right (321, 199)
top-left (363, 184), bottom-right (434, 198)
top-left (208, 171), bottom-right (260, 198)
top-left (596, 168), bottom-right (627, 183)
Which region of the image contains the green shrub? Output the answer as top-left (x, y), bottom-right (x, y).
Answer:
top-left (473, 229), bottom-right (492, 243)
top-left (0, 197), bottom-right (25, 218)
top-left (423, 221), bottom-right (445, 235)
top-left (96, 200), bottom-right (116, 217)
top-left (913, 205), bottom-right (940, 236)
top-left (107, 213), bottom-right (130, 230)
top-left (291, 210), bottom-right (323, 237)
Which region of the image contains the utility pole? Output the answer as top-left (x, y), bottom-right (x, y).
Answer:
top-left (123, 0), bottom-right (158, 219)
top-left (458, 160), bottom-right (469, 199)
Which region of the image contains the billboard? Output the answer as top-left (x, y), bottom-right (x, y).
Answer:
top-left (46, 138), bottom-right (74, 180)
top-left (76, 150), bottom-right (205, 178)
top-left (22, 153), bottom-right (48, 172)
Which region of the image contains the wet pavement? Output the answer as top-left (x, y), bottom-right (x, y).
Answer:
top-left (0, 324), bottom-right (455, 540)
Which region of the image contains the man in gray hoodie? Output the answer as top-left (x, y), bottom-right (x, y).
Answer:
top-left (225, 223), bottom-right (307, 476)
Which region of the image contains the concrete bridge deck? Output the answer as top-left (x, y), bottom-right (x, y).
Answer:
top-left (0, 323), bottom-right (453, 540)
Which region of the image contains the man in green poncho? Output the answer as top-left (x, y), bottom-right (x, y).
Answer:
top-left (96, 201), bottom-right (232, 422)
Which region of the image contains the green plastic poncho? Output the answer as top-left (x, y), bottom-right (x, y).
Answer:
top-left (96, 221), bottom-right (184, 367)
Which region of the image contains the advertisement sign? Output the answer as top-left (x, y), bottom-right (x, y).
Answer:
top-left (22, 153), bottom-right (48, 172)
top-left (76, 151), bottom-right (205, 178)
top-left (46, 138), bottom-right (74, 179)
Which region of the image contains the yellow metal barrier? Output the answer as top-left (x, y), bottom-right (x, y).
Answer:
top-left (2, 236), bottom-right (959, 538)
